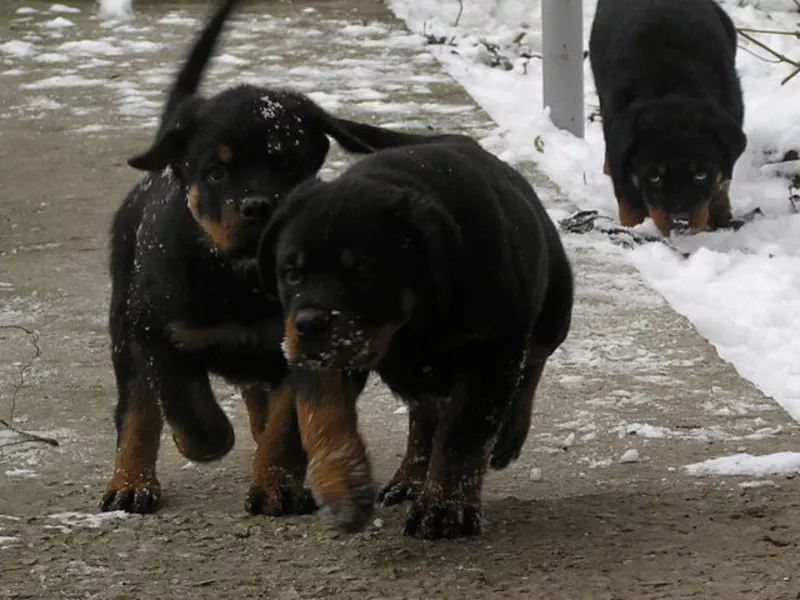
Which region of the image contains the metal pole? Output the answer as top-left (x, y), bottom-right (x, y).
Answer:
top-left (542, 0), bottom-right (585, 139)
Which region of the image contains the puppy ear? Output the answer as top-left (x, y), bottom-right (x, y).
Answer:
top-left (256, 212), bottom-right (284, 301)
top-left (404, 194), bottom-right (464, 308)
top-left (702, 106), bottom-right (747, 177)
top-left (255, 179), bottom-right (318, 301)
top-left (304, 97), bottom-right (436, 154)
top-left (127, 98), bottom-right (201, 172)
top-left (323, 116), bottom-right (439, 154)
top-left (606, 107), bottom-right (640, 189)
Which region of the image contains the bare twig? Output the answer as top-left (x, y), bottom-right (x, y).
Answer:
top-left (0, 324), bottom-right (59, 449)
top-left (737, 27), bottom-right (799, 38)
top-left (737, 29), bottom-right (799, 66)
top-left (782, 64), bottom-right (800, 85)
top-left (454, 0), bottom-right (464, 27)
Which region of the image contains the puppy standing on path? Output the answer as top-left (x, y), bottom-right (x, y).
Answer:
top-left (589, 0), bottom-right (747, 236)
top-left (102, 0), bottom-right (438, 516)
top-left (258, 135), bottom-right (574, 539)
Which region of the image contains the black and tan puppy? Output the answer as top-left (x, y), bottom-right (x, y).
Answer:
top-left (102, 0), bottom-right (437, 516)
top-left (589, 0), bottom-right (747, 236)
top-left (257, 135), bottom-right (574, 539)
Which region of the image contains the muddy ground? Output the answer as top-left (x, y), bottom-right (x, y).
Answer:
top-left (1, 1), bottom-right (799, 598)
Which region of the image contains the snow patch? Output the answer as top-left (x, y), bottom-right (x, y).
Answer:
top-left (46, 511), bottom-right (135, 530)
top-left (97, 0), bottom-right (135, 20)
top-left (684, 452), bottom-right (800, 477)
top-left (0, 41), bottom-right (37, 58)
top-left (4, 468), bottom-right (39, 478)
top-left (49, 4), bottom-right (81, 13)
top-left (39, 17), bottom-right (74, 28)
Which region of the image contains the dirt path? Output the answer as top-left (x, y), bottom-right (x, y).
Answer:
top-left (1, 1), bottom-right (799, 599)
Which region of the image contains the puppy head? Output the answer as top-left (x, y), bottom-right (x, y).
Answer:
top-left (128, 88), bottom-right (348, 252)
top-left (611, 98), bottom-right (746, 219)
top-left (257, 178), bottom-right (462, 370)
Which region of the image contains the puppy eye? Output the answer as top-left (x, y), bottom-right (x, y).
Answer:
top-left (204, 165), bottom-right (227, 183)
top-left (283, 267), bottom-right (304, 286)
top-left (693, 172), bottom-right (708, 183)
top-left (647, 174), bottom-right (662, 185)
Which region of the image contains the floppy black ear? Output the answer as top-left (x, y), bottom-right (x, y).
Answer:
top-left (404, 194), bottom-right (464, 308)
top-left (256, 212), bottom-right (284, 302)
top-left (702, 106), bottom-right (747, 176)
top-left (606, 107), bottom-right (640, 195)
top-left (324, 116), bottom-right (442, 153)
top-left (127, 98), bottom-right (201, 172)
top-left (255, 179), bottom-right (318, 301)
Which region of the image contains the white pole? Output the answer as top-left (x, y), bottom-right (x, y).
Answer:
top-left (542, 0), bottom-right (585, 139)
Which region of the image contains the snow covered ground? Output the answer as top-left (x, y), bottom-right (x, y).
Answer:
top-left (387, 0), bottom-right (800, 424)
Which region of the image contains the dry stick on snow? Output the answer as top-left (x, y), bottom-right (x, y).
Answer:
top-left (736, 28), bottom-right (800, 85)
top-left (0, 325), bottom-right (59, 449)
top-left (454, 0), bottom-right (464, 27)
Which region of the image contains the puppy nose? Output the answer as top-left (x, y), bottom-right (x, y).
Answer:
top-left (294, 308), bottom-right (332, 336)
top-left (240, 196), bottom-right (272, 221)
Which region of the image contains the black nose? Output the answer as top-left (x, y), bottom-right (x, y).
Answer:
top-left (294, 308), bottom-right (332, 336)
top-left (240, 196), bottom-right (272, 221)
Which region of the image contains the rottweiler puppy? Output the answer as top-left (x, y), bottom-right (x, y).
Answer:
top-left (257, 135), bottom-right (574, 539)
top-left (101, 0), bottom-right (438, 516)
top-left (589, 0), bottom-right (747, 235)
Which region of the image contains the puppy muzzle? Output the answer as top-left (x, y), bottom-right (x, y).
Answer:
top-left (283, 308), bottom-right (383, 370)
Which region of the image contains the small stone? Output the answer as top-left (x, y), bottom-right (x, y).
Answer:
top-left (372, 518), bottom-right (384, 529)
top-left (528, 467), bottom-right (543, 482)
top-left (619, 449), bottom-right (640, 463)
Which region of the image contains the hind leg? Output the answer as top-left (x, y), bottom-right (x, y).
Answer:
top-left (101, 364), bottom-right (164, 514)
top-left (490, 359), bottom-right (546, 470)
top-left (377, 400), bottom-right (438, 507)
top-left (243, 384), bottom-right (269, 442)
top-left (244, 383), bottom-right (316, 516)
top-left (101, 327), bottom-right (166, 513)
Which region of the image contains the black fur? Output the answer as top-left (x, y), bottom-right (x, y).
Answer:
top-left (102, 0), bottom-right (446, 515)
top-left (589, 0), bottom-right (746, 229)
top-left (258, 135), bottom-right (574, 539)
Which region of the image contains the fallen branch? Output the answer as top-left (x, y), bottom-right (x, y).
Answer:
top-left (453, 0), bottom-right (463, 27)
top-left (559, 208), bottom-right (764, 257)
top-left (0, 325), bottom-right (59, 449)
top-left (736, 27), bottom-right (800, 85)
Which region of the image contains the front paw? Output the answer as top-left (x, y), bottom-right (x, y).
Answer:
top-left (165, 320), bottom-right (198, 350)
top-left (100, 472), bottom-right (162, 514)
top-left (245, 468), bottom-right (317, 517)
top-left (377, 474), bottom-right (423, 507)
top-left (404, 491), bottom-right (482, 540)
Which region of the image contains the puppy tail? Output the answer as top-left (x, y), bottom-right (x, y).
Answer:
top-left (160, 0), bottom-right (243, 131)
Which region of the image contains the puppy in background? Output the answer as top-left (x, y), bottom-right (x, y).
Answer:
top-left (589, 0), bottom-right (747, 236)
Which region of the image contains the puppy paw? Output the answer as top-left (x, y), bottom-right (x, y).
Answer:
top-left (377, 476), bottom-right (423, 507)
top-left (319, 482), bottom-right (377, 534)
top-left (404, 493), bottom-right (482, 540)
top-left (100, 472), bottom-right (161, 514)
top-left (172, 417), bottom-right (235, 463)
top-left (489, 429), bottom-right (525, 470)
top-left (245, 470), bottom-right (317, 517)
